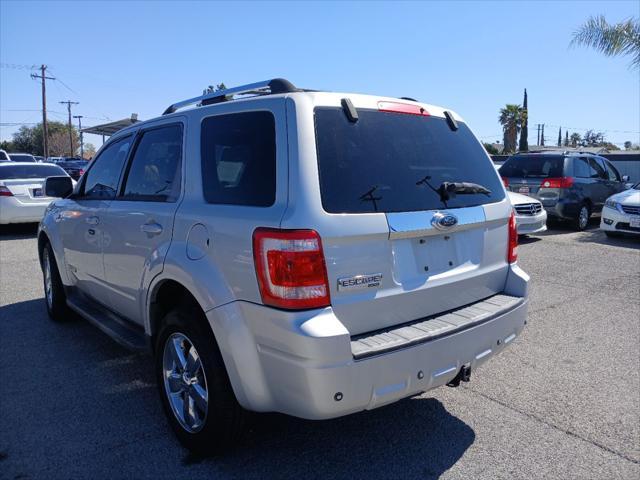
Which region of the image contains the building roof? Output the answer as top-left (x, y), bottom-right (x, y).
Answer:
top-left (81, 114), bottom-right (139, 137)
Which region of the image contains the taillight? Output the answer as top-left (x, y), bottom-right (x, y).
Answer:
top-left (253, 228), bottom-right (330, 310)
top-left (501, 176), bottom-right (509, 188)
top-left (540, 177), bottom-right (574, 188)
top-left (508, 210), bottom-right (518, 263)
top-left (377, 101), bottom-right (429, 116)
top-left (0, 186), bottom-right (13, 197)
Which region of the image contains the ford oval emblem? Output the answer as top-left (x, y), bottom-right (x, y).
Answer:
top-left (431, 212), bottom-right (458, 230)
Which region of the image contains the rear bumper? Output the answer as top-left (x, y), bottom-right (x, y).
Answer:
top-left (600, 206), bottom-right (640, 235)
top-left (515, 209), bottom-right (547, 234)
top-left (0, 197), bottom-right (51, 224)
top-left (207, 264), bottom-right (529, 420)
top-left (542, 199), bottom-right (580, 220)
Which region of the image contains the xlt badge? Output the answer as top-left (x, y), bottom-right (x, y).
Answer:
top-left (337, 273), bottom-right (383, 291)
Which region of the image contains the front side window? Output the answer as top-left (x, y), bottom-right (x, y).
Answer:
top-left (121, 125), bottom-right (182, 202)
top-left (587, 158), bottom-right (607, 179)
top-left (602, 159), bottom-right (620, 181)
top-left (82, 136), bottom-right (132, 199)
top-left (201, 111), bottom-right (276, 206)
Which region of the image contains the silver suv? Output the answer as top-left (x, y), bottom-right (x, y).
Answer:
top-left (38, 79), bottom-right (529, 453)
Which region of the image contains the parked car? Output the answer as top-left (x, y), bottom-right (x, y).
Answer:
top-left (0, 149), bottom-right (10, 162)
top-left (0, 162), bottom-right (73, 224)
top-left (499, 151), bottom-right (629, 230)
top-left (57, 159), bottom-right (88, 180)
top-left (34, 156), bottom-right (45, 162)
top-left (8, 153), bottom-right (37, 163)
top-left (495, 164), bottom-right (547, 235)
top-left (600, 182), bottom-right (640, 237)
top-left (38, 79), bottom-right (529, 453)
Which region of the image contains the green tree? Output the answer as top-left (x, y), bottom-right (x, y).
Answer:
top-left (557, 127), bottom-right (562, 147)
top-left (570, 15), bottom-right (640, 69)
top-left (83, 143), bottom-right (96, 159)
top-left (540, 124), bottom-right (545, 146)
top-left (203, 82), bottom-right (227, 94)
top-left (483, 143), bottom-right (500, 155)
top-left (570, 132), bottom-right (581, 147)
top-left (0, 140), bottom-right (14, 151)
top-left (498, 104), bottom-right (524, 154)
top-left (11, 121), bottom-right (79, 156)
top-left (564, 130), bottom-right (569, 147)
top-left (518, 89), bottom-right (529, 151)
top-left (624, 140), bottom-right (633, 150)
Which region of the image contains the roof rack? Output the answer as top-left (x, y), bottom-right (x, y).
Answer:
top-left (162, 78), bottom-right (298, 115)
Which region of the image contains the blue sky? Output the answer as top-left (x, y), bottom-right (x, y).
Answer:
top-left (1, 0), bottom-right (639, 149)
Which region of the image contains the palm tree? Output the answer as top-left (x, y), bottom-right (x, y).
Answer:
top-left (498, 104), bottom-right (524, 153)
top-left (570, 15), bottom-right (640, 69)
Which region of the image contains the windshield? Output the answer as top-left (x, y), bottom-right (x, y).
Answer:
top-left (0, 164), bottom-right (67, 179)
top-left (500, 154), bottom-right (565, 178)
top-left (314, 108), bottom-right (504, 213)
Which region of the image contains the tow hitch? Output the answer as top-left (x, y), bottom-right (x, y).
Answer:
top-left (447, 364), bottom-right (472, 387)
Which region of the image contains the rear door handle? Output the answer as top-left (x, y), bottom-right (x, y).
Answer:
top-left (141, 222), bottom-right (163, 235)
top-left (86, 216), bottom-right (99, 225)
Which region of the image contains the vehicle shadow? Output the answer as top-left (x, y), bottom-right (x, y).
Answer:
top-left (537, 217), bottom-right (600, 236)
top-left (0, 222), bottom-right (39, 240)
top-left (0, 296), bottom-right (476, 480)
top-left (573, 229), bottom-right (640, 249)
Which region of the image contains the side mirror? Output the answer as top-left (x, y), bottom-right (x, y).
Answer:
top-left (45, 176), bottom-right (74, 198)
top-left (622, 175), bottom-right (630, 182)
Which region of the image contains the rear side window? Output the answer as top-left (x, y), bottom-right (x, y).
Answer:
top-left (314, 108), bottom-right (504, 213)
top-left (82, 136), bottom-right (132, 199)
top-left (573, 158), bottom-right (591, 178)
top-left (500, 155), bottom-right (565, 178)
top-left (0, 164), bottom-right (66, 179)
top-left (120, 124), bottom-right (182, 202)
top-left (201, 111), bottom-right (276, 206)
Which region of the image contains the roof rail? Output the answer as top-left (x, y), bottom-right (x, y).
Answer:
top-left (162, 78), bottom-right (298, 115)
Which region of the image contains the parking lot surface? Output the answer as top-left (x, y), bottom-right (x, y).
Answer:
top-left (1, 223), bottom-right (638, 480)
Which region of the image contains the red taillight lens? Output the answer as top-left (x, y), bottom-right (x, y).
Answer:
top-left (377, 101), bottom-right (429, 116)
top-left (540, 177), bottom-right (574, 189)
top-left (253, 228), bottom-right (330, 310)
top-left (508, 210), bottom-right (518, 263)
top-left (501, 176), bottom-right (509, 188)
top-left (0, 186), bottom-right (13, 197)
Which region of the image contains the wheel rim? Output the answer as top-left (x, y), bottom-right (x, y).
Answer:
top-left (43, 250), bottom-right (53, 309)
top-left (162, 332), bottom-right (208, 433)
top-left (579, 206), bottom-right (589, 229)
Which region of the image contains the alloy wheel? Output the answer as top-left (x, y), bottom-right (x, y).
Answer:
top-left (162, 332), bottom-right (209, 433)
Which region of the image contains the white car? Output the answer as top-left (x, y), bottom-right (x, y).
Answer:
top-left (495, 164), bottom-right (547, 235)
top-left (600, 183), bottom-right (640, 236)
top-left (509, 191), bottom-right (547, 235)
top-left (0, 162), bottom-right (73, 224)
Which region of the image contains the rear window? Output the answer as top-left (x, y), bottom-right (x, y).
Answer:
top-left (314, 108), bottom-right (504, 213)
top-left (500, 155), bottom-right (565, 178)
top-left (201, 111), bottom-right (276, 206)
top-left (9, 154), bottom-right (36, 163)
top-left (0, 164), bottom-right (66, 179)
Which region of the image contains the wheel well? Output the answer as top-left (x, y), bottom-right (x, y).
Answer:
top-left (37, 232), bottom-right (49, 267)
top-left (149, 280), bottom-right (206, 348)
top-left (583, 198), bottom-right (593, 211)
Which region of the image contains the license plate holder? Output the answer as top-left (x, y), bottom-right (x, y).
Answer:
top-left (518, 186), bottom-right (530, 194)
top-left (630, 216), bottom-right (640, 228)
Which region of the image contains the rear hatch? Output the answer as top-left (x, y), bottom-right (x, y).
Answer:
top-left (311, 101), bottom-right (512, 336)
top-left (500, 154), bottom-right (566, 203)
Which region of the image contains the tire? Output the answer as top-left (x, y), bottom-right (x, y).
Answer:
top-left (155, 306), bottom-right (246, 454)
top-left (574, 203), bottom-right (590, 231)
top-left (41, 242), bottom-right (71, 321)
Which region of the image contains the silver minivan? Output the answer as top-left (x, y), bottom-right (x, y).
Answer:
top-left (38, 79), bottom-right (529, 452)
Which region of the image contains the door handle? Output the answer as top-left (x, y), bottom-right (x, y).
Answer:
top-left (141, 222), bottom-right (163, 235)
top-left (86, 216), bottom-right (99, 225)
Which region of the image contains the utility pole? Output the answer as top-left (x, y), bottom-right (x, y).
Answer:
top-left (536, 124), bottom-right (542, 146)
top-left (73, 115), bottom-right (84, 159)
top-left (59, 100), bottom-right (79, 157)
top-left (30, 65), bottom-right (55, 158)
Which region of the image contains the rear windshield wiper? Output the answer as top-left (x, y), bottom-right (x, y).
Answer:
top-left (437, 182), bottom-right (491, 202)
top-left (359, 185), bottom-right (383, 212)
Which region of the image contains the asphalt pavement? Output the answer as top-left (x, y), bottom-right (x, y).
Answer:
top-left (0, 222), bottom-right (638, 479)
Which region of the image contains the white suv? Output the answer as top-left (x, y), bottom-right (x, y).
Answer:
top-left (38, 79), bottom-right (529, 452)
